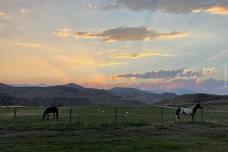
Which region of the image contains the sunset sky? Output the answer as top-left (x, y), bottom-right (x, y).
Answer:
top-left (0, 0), bottom-right (228, 94)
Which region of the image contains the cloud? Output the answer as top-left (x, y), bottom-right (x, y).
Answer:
top-left (91, 0), bottom-right (228, 15)
top-left (193, 6), bottom-right (228, 15)
top-left (113, 67), bottom-right (216, 80)
top-left (75, 60), bottom-right (123, 66)
top-left (53, 28), bottom-right (75, 38)
top-left (16, 42), bottom-right (41, 48)
top-left (54, 27), bottom-right (188, 42)
top-left (201, 67), bottom-right (216, 75)
top-left (112, 52), bottom-right (174, 59)
top-left (58, 56), bottom-right (123, 67)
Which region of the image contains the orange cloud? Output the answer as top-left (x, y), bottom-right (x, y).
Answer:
top-left (16, 42), bottom-right (41, 48)
top-left (112, 52), bottom-right (174, 59)
top-left (58, 56), bottom-right (123, 67)
top-left (54, 28), bottom-right (74, 38)
top-left (193, 6), bottom-right (228, 15)
top-left (205, 6), bottom-right (228, 15)
top-left (156, 32), bottom-right (189, 39)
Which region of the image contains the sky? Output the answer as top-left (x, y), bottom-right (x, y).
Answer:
top-left (0, 0), bottom-right (228, 94)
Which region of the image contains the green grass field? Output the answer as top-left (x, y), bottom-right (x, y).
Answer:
top-left (1, 105), bottom-right (228, 130)
top-left (1, 105), bottom-right (228, 152)
top-left (1, 123), bottom-right (228, 152)
top-left (0, 106), bottom-right (206, 130)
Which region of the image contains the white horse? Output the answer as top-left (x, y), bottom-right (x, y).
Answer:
top-left (176, 104), bottom-right (202, 121)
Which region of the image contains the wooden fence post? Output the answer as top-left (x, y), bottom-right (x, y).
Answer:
top-left (121, 111), bottom-right (124, 123)
top-left (201, 106), bottom-right (204, 122)
top-left (114, 107), bottom-right (117, 125)
top-left (13, 107), bottom-right (16, 129)
top-left (77, 112), bottom-right (80, 124)
top-left (69, 107), bottom-right (72, 127)
top-left (160, 107), bottom-right (164, 127)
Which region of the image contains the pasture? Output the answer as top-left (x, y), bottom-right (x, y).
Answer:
top-left (0, 106), bottom-right (203, 130)
top-left (1, 104), bottom-right (228, 151)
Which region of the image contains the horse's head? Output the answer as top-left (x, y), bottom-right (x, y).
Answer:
top-left (195, 104), bottom-right (202, 109)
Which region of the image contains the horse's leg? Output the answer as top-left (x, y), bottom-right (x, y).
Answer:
top-left (56, 110), bottom-right (58, 120)
top-left (43, 112), bottom-right (46, 120)
top-left (191, 114), bottom-right (194, 122)
top-left (47, 113), bottom-right (50, 120)
top-left (53, 113), bottom-right (56, 120)
top-left (175, 114), bottom-right (180, 122)
top-left (175, 108), bottom-right (181, 122)
top-left (192, 110), bottom-right (196, 122)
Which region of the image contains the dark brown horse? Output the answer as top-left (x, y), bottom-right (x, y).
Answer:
top-left (43, 106), bottom-right (58, 120)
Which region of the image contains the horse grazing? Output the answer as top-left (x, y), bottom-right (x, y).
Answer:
top-left (176, 104), bottom-right (202, 121)
top-left (43, 106), bottom-right (59, 120)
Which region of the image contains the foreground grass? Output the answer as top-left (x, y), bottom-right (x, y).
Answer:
top-left (1, 123), bottom-right (228, 152)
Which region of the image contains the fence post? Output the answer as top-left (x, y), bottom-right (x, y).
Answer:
top-left (69, 107), bottom-right (72, 127)
top-left (13, 107), bottom-right (16, 129)
top-left (114, 107), bottom-right (117, 125)
top-left (201, 106), bottom-right (204, 122)
top-left (121, 111), bottom-right (124, 123)
top-left (77, 112), bottom-right (80, 124)
top-left (160, 107), bottom-right (164, 127)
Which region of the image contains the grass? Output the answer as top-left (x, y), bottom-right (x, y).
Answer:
top-left (1, 123), bottom-right (228, 152)
top-left (0, 106), bottom-right (211, 130)
top-left (1, 105), bottom-right (228, 151)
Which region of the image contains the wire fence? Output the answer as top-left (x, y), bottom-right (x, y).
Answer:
top-left (0, 104), bottom-right (228, 130)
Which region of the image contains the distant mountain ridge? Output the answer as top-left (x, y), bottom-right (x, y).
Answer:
top-left (156, 93), bottom-right (228, 106)
top-left (173, 88), bottom-right (197, 95)
top-left (108, 87), bottom-right (177, 104)
top-left (0, 83), bottom-right (141, 106)
top-left (1, 83), bottom-right (227, 106)
top-left (0, 83), bottom-right (177, 106)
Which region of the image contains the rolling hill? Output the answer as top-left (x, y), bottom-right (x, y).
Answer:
top-left (1, 83), bottom-right (227, 106)
top-left (156, 93), bottom-right (228, 106)
top-left (108, 87), bottom-right (177, 104)
top-left (0, 83), bottom-right (141, 106)
top-left (0, 84), bottom-right (177, 106)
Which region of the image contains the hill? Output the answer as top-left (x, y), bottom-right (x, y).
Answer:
top-left (108, 87), bottom-right (177, 104)
top-left (0, 83), bottom-right (141, 106)
top-left (173, 88), bottom-right (197, 95)
top-left (156, 93), bottom-right (228, 106)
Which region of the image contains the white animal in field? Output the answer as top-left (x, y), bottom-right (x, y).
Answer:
top-left (176, 104), bottom-right (202, 121)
